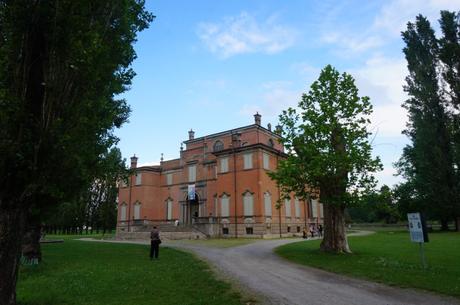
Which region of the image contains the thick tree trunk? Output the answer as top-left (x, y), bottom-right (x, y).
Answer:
top-left (0, 205), bottom-right (27, 305)
top-left (440, 218), bottom-right (449, 231)
top-left (22, 225), bottom-right (42, 263)
top-left (320, 203), bottom-right (351, 253)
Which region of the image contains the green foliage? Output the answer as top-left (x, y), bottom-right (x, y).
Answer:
top-left (276, 231), bottom-right (460, 297)
top-left (396, 12), bottom-right (460, 227)
top-left (17, 240), bottom-right (244, 305)
top-left (348, 185), bottom-right (399, 223)
top-left (269, 65), bottom-right (382, 206)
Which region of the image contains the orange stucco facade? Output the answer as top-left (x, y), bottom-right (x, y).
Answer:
top-left (117, 114), bottom-right (323, 237)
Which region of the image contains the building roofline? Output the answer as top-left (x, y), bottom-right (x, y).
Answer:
top-left (212, 142), bottom-right (287, 157)
top-left (183, 124), bottom-right (282, 144)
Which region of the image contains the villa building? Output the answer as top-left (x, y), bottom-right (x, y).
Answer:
top-left (117, 113), bottom-right (323, 238)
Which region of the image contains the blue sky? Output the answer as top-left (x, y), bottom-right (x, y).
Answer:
top-left (115, 0), bottom-right (460, 187)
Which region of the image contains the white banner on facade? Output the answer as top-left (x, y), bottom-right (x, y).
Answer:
top-left (188, 184), bottom-right (196, 200)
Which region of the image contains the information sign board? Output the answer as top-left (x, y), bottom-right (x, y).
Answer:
top-left (407, 212), bottom-right (428, 243)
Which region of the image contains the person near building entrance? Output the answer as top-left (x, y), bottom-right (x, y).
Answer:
top-left (318, 224), bottom-right (323, 237)
top-left (309, 225), bottom-right (315, 238)
top-left (150, 226), bottom-right (161, 260)
top-left (302, 227), bottom-right (308, 239)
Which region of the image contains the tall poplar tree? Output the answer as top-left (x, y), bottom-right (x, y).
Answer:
top-left (0, 2), bottom-right (153, 304)
top-left (397, 12), bottom-right (459, 230)
top-left (269, 65), bottom-right (382, 253)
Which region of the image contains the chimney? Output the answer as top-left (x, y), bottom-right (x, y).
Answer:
top-left (188, 129), bottom-right (195, 140)
top-left (275, 125), bottom-right (282, 135)
top-left (130, 154), bottom-right (138, 169)
top-left (254, 112), bottom-right (261, 125)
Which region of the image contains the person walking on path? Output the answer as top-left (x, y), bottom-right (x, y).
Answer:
top-left (150, 226), bottom-right (161, 260)
top-left (318, 224), bottom-right (323, 238)
top-left (302, 227), bottom-right (308, 239)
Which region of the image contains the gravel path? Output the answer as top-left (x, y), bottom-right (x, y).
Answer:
top-left (80, 235), bottom-right (460, 305)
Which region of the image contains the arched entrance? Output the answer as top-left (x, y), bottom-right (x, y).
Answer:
top-left (183, 193), bottom-right (200, 225)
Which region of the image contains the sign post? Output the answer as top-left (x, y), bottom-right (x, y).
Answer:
top-left (407, 212), bottom-right (429, 269)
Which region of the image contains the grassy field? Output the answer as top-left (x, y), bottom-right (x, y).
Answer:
top-left (275, 231), bottom-right (460, 298)
top-left (17, 237), bottom-right (246, 305)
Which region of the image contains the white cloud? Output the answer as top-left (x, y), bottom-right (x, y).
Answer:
top-left (351, 55), bottom-right (409, 137)
top-left (321, 32), bottom-right (383, 54)
top-left (240, 81), bottom-right (301, 124)
top-left (374, 0), bottom-right (460, 36)
top-left (197, 12), bottom-right (297, 58)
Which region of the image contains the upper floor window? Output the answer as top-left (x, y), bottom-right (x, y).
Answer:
top-left (220, 157), bottom-right (229, 173)
top-left (243, 153), bottom-right (253, 169)
top-left (213, 140), bottom-right (224, 152)
top-left (264, 192), bottom-right (272, 216)
top-left (268, 139), bottom-right (275, 147)
top-left (285, 198), bottom-right (291, 217)
top-left (135, 173), bottom-right (142, 185)
top-left (221, 194), bottom-right (230, 217)
top-left (263, 152), bottom-right (270, 170)
top-left (188, 165), bottom-right (196, 182)
top-left (243, 191), bottom-right (254, 216)
top-left (166, 173), bottom-right (173, 185)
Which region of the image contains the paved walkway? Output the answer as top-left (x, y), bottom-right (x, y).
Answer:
top-left (80, 235), bottom-right (460, 305)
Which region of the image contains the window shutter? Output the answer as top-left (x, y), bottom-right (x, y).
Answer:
top-left (221, 195), bottom-right (229, 217)
top-left (285, 198), bottom-right (291, 217)
top-left (243, 192), bottom-right (254, 216)
top-left (263, 153), bottom-right (269, 170)
top-left (135, 173), bottom-right (142, 185)
top-left (264, 193), bottom-right (272, 216)
top-left (295, 198), bottom-right (300, 217)
top-left (189, 165), bottom-right (196, 182)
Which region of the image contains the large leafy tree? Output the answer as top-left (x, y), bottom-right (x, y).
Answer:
top-left (0, 1), bottom-right (153, 304)
top-left (396, 12), bottom-right (459, 230)
top-left (270, 65), bottom-right (382, 253)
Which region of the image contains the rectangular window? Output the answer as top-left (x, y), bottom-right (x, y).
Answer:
top-left (135, 173), bottom-right (142, 185)
top-left (246, 227), bottom-right (253, 235)
top-left (134, 204), bottom-right (141, 219)
top-left (264, 193), bottom-right (272, 216)
top-left (243, 153), bottom-right (253, 169)
top-left (295, 198), bottom-right (301, 218)
top-left (311, 199), bottom-right (318, 218)
top-left (167, 200), bottom-right (173, 220)
top-left (166, 173), bottom-right (173, 185)
top-left (243, 193), bottom-right (254, 216)
top-left (188, 165), bottom-right (196, 182)
top-left (120, 205), bottom-right (127, 221)
top-left (221, 196), bottom-right (230, 217)
top-left (297, 226), bottom-right (301, 233)
top-left (287, 226), bottom-right (291, 233)
top-left (222, 228), bottom-right (229, 235)
top-left (263, 152), bottom-right (270, 170)
top-left (220, 157), bottom-right (229, 173)
top-left (285, 198), bottom-right (291, 217)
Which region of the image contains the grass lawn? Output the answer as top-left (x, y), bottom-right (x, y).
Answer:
top-left (17, 237), bottom-right (245, 305)
top-left (275, 231), bottom-right (460, 298)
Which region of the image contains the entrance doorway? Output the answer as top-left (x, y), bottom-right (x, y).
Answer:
top-left (183, 193), bottom-right (200, 225)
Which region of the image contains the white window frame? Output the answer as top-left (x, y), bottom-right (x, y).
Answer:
top-left (220, 157), bottom-right (229, 173)
top-left (285, 198), bottom-right (291, 217)
top-left (243, 153), bottom-right (253, 169)
top-left (221, 194), bottom-right (230, 217)
top-left (264, 192), bottom-right (272, 216)
top-left (166, 199), bottom-right (173, 220)
top-left (135, 173), bottom-right (142, 185)
top-left (295, 197), bottom-right (300, 218)
top-left (120, 204), bottom-right (127, 221)
top-left (263, 152), bottom-right (270, 170)
top-left (188, 165), bottom-right (196, 182)
top-left (134, 202), bottom-right (141, 219)
top-left (166, 173), bottom-right (173, 185)
top-left (243, 191), bottom-right (254, 216)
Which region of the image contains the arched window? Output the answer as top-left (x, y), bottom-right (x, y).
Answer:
top-left (120, 203), bottom-right (127, 221)
top-left (166, 199), bottom-right (173, 220)
top-left (221, 194), bottom-right (230, 217)
top-left (213, 140), bottom-right (224, 152)
top-left (268, 138), bottom-right (274, 147)
top-left (243, 191), bottom-right (254, 216)
top-left (134, 202), bottom-right (141, 219)
top-left (264, 192), bottom-right (272, 216)
top-left (284, 198), bottom-right (291, 217)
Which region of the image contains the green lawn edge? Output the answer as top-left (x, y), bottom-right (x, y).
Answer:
top-left (275, 231), bottom-right (460, 298)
